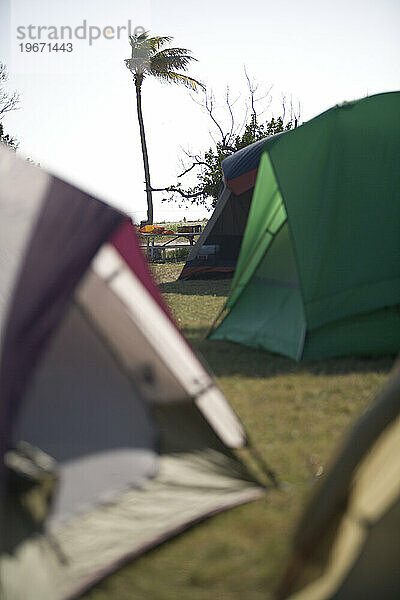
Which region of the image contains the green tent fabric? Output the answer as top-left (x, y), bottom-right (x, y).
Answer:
top-left (211, 92), bottom-right (400, 360)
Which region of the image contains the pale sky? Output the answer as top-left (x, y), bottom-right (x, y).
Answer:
top-left (1, 0), bottom-right (399, 222)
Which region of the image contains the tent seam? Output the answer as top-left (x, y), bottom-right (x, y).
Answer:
top-left (265, 150), bottom-right (309, 358)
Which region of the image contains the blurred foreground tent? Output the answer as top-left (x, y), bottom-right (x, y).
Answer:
top-left (0, 145), bottom-right (265, 599)
top-left (179, 138), bottom-right (267, 280)
top-left (210, 92), bottom-right (400, 359)
top-left (277, 361), bottom-right (400, 600)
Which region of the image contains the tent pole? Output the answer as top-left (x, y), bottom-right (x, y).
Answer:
top-left (246, 436), bottom-right (280, 489)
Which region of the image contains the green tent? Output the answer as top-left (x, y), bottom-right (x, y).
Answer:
top-left (210, 92), bottom-right (400, 360)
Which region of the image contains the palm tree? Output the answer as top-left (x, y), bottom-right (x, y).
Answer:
top-left (125, 32), bottom-right (204, 224)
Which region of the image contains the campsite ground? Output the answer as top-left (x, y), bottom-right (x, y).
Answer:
top-left (84, 263), bottom-right (395, 600)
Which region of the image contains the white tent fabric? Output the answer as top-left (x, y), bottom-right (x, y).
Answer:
top-left (0, 151), bottom-right (50, 338)
top-left (0, 144), bottom-right (265, 600)
top-left (84, 244), bottom-right (247, 447)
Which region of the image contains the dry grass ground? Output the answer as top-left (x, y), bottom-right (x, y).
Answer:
top-left (84, 263), bottom-right (395, 600)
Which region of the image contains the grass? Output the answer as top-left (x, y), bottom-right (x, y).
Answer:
top-left (84, 263), bottom-right (395, 600)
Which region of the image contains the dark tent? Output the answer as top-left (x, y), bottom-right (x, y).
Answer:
top-left (211, 92), bottom-right (400, 360)
top-left (179, 138), bottom-right (269, 279)
top-left (0, 144), bottom-right (265, 599)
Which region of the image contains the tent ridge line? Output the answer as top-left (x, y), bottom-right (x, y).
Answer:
top-left (231, 182), bottom-right (284, 291)
top-left (209, 185), bottom-right (287, 340)
top-left (266, 150), bottom-right (309, 331)
top-left (296, 324), bottom-right (307, 362)
top-left (208, 208), bottom-right (288, 340)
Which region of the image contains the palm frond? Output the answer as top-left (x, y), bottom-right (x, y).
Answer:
top-left (155, 47), bottom-right (196, 59)
top-left (151, 70), bottom-right (205, 91)
top-left (150, 58), bottom-right (191, 73)
top-left (129, 32), bottom-right (172, 53)
top-left (127, 33), bottom-right (178, 76)
top-left (150, 49), bottom-right (199, 78)
top-left (125, 33), bottom-right (204, 90)
top-left (147, 36), bottom-right (173, 52)
top-left (129, 31), bottom-right (148, 45)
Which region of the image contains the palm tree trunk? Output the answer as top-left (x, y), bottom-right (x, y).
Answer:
top-left (135, 80), bottom-right (153, 224)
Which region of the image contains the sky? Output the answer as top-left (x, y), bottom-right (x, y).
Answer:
top-left (1, 0), bottom-right (399, 223)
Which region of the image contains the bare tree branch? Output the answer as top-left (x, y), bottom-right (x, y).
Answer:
top-left (163, 70), bottom-right (301, 210)
top-left (253, 88), bottom-right (273, 118)
top-left (209, 130), bottom-right (219, 148)
top-left (236, 104), bottom-right (249, 138)
top-left (151, 185), bottom-right (205, 198)
top-left (243, 65), bottom-right (274, 123)
top-left (225, 87), bottom-right (236, 146)
top-left (0, 91), bottom-right (20, 119)
top-left (0, 63), bottom-right (20, 120)
top-left (205, 91), bottom-right (227, 145)
top-left (177, 161), bottom-right (210, 177)
top-left (244, 65), bottom-right (257, 119)
top-left (281, 94), bottom-right (286, 122)
top-left (181, 148), bottom-right (209, 164)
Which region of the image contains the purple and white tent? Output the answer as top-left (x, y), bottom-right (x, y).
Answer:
top-left (0, 145), bottom-right (265, 599)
